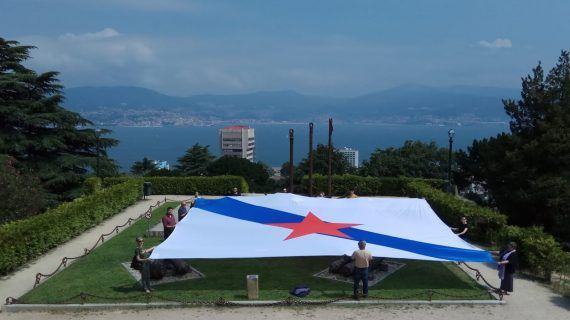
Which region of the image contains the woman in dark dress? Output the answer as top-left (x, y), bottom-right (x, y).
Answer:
top-left (497, 242), bottom-right (519, 295)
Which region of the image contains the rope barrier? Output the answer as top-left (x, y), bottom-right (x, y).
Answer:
top-left (6, 288), bottom-right (497, 306)
top-left (5, 195), bottom-right (502, 306)
top-left (31, 196), bottom-right (177, 288)
top-left (458, 262), bottom-right (503, 300)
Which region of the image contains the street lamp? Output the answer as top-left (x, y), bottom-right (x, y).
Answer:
top-left (95, 127), bottom-right (101, 178)
top-left (447, 128), bottom-right (455, 193)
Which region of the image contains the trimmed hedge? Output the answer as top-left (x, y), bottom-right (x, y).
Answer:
top-left (404, 180), bottom-right (508, 242)
top-left (0, 179), bottom-right (143, 276)
top-left (497, 225), bottom-right (569, 280)
top-left (103, 176), bottom-right (249, 195)
top-left (301, 174), bottom-right (446, 196)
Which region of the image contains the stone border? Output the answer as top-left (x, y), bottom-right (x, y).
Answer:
top-left (3, 299), bottom-right (505, 312)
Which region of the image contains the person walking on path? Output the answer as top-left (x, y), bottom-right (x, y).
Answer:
top-left (352, 240), bottom-right (373, 300)
top-left (162, 207), bottom-right (176, 240)
top-left (134, 236), bottom-right (155, 293)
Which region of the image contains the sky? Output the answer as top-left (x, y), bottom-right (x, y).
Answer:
top-left (1, 0), bottom-right (569, 96)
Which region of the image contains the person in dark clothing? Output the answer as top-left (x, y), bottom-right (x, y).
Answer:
top-left (230, 187), bottom-right (242, 196)
top-left (161, 207), bottom-right (176, 240)
top-left (135, 236), bottom-right (155, 293)
top-left (178, 201), bottom-right (189, 221)
top-left (495, 241), bottom-right (519, 295)
top-left (451, 216), bottom-right (469, 238)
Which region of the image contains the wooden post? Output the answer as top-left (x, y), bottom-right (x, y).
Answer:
top-left (309, 122), bottom-right (314, 196)
top-left (289, 128), bottom-right (294, 193)
top-left (247, 274), bottom-right (259, 300)
top-left (327, 118), bottom-right (333, 197)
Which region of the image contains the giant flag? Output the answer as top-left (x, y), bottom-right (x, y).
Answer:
top-left (150, 194), bottom-right (493, 262)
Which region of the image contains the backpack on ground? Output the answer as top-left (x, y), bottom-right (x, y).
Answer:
top-left (290, 285), bottom-right (311, 298)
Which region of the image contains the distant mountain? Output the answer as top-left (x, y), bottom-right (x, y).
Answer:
top-left (63, 85), bottom-right (519, 124)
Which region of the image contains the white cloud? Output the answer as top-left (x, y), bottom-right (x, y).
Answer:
top-left (477, 38), bottom-right (513, 49)
top-left (59, 28), bottom-right (120, 41)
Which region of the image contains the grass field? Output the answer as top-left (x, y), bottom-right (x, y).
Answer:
top-left (20, 202), bottom-right (491, 303)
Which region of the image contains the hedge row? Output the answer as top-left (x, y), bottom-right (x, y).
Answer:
top-left (301, 174), bottom-right (446, 196)
top-left (403, 180), bottom-right (508, 242)
top-left (103, 176), bottom-right (249, 195)
top-left (0, 179), bottom-right (143, 276)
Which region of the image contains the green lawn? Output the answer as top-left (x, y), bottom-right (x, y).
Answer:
top-left (20, 202), bottom-right (491, 303)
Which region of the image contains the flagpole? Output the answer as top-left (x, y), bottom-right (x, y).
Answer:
top-left (308, 122), bottom-right (314, 196)
top-left (327, 118), bottom-right (333, 198)
top-left (289, 128), bottom-right (294, 194)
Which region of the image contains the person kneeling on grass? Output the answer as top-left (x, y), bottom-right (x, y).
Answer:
top-left (352, 240), bottom-right (373, 300)
top-left (135, 236), bottom-right (155, 293)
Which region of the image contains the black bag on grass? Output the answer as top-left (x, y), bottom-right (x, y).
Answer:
top-left (290, 285), bottom-right (311, 298)
top-left (130, 254), bottom-right (143, 271)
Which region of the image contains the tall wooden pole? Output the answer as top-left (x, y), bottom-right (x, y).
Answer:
top-left (309, 122), bottom-right (314, 196)
top-left (289, 128), bottom-right (294, 193)
top-left (327, 118), bottom-right (333, 197)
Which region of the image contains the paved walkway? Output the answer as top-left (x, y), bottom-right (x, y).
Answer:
top-left (0, 195), bottom-right (189, 307)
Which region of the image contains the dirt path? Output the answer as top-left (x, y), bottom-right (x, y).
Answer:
top-left (0, 195), bottom-right (189, 306)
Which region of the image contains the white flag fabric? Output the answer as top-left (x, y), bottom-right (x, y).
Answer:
top-left (150, 194), bottom-right (492, 262)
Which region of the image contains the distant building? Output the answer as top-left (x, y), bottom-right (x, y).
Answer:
top-left (152, 160), bottom-right (170, 170)
top-left (339, 147), bottom-right (359, 168)
top-left (219, 125), bottom-right (255, 161)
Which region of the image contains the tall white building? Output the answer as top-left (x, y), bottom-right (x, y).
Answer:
top-left (219, 125), bottom-right (255, 161)
top-left (339, 147), bottom-right (359, 168)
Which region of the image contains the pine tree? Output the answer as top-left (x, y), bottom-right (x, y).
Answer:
top-left (0, 38), bottom-right (119, 201)
top-left (176, 143), bottom-right (215, 175)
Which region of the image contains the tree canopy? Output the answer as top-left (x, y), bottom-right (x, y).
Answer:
top-left (457, 51), bottom-right (570, 241)
top-left (360, 140), bottom-right (449, 179)
top-left (130, 157), bottom-right (158, 175)
top-left (280, 143), bottom-right (352, 184)
top-left (206, 156), bottom-right (271, 192)
top-left (176, 143), bottom-right (215, 176)
top-left (0, 38), bottom-right (118, 202)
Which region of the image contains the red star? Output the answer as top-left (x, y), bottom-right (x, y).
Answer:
top-left (268, 212), bottom-right (360, 240)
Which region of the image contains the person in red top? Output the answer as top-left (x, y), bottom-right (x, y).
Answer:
top-left (162, 207), bottom-right (176, 240)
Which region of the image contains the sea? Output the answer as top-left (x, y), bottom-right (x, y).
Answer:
top-left (106, 123), bottom-right (508, 171)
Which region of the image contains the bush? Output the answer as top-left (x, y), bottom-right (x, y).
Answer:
top-left (0, 179), bottom-right (143, 276)
top-left (302, 174), bottom-right (446, 196)
top-left (497, 225), bottom-right (569, 280)
top-left (404, 180), bottom-right (508, 242)
top-left (83, 177), bottom-right (102, 195)
top-left (103, 176), bottom-right (249, 195)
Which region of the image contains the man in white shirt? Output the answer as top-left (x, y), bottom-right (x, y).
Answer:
top-left (352, 240), bottom-right (373, 299)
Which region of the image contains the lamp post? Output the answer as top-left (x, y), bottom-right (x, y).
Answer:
top-left (95, 127), bottom-right (101, 178)
top-left (447, 128), bottom-right (455, 193)
top-left (327, 118), bottom-right (333, 198)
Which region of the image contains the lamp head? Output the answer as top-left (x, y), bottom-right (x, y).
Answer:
top-left (448, 128), bottom-right (455, 139)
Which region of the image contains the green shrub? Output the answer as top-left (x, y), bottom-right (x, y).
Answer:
top-left (0, 179), bottom-right (143, 276)
top-left (404, 180), bottom-right (508, 242)
top-left (302, 174), bottom-right (445, 196)
top-left (497, 225), bottom-right (569, 280)
top-left (103, 176), bottom-right (249, 195)
top-left (83, 177), bottom-right (102, 195)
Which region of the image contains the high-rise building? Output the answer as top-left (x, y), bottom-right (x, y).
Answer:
top-left (339, 147), bottom-right (359, 168)
top-left (219, 125), bottom-right (255, 161)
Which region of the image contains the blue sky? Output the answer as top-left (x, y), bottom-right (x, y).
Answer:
top-left (1, 0), bottom-right (569, 96)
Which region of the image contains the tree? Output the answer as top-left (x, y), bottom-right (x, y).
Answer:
top-left (130, 157), bottom-right (157, 175)
top-left (458, 51), bottom-right (570, 241)
top-left (0, 38), bottom-right (118, 202)
top-left (0, 156), bottom-right (48, 223)
top-left (176, 143), bottom-right (215, 175)
top-left (207, 156), bottom-right (272, 192)
top-left (360, 140), bottom-right (449, 178)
